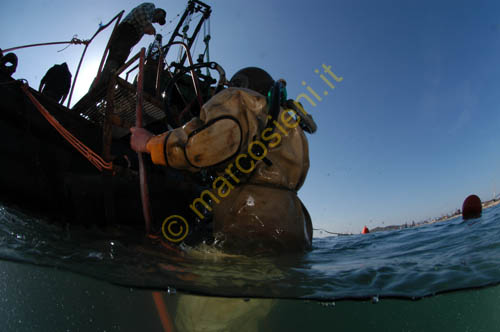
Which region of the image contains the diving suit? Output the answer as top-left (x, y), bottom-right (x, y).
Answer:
top-left (131, 67), bottom-right (314, 253)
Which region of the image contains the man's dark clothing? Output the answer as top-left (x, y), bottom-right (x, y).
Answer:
top-left (97, 3), bottom-right (159, 89)
top-left (107, 23), bottom-right (142, 70)
top-left (40, 63), bottom-right (72, 103)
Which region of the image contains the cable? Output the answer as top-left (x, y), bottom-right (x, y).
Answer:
top-left (313, 228), bottom-right (351, 236)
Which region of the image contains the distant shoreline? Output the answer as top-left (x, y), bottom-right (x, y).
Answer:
top-left (369, 198), bottom-right (500, 233)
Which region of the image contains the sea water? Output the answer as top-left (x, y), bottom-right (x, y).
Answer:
top-left (1, 202), bottom-right (500, 331)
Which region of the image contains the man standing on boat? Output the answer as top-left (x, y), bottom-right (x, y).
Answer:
top-left (93, 3), bottom-right (166, 90)
top-left (39, 62), bottom-right (72, 104)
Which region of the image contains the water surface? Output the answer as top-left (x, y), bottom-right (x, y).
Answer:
top-left (1, 202), bottom-right (499, 301)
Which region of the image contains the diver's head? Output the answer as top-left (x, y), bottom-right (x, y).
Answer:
top-left (229, 67), bottom-right (274, 96)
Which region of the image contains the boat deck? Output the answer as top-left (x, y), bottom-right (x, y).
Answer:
top-left (70, 77), bottom-right (165, 138)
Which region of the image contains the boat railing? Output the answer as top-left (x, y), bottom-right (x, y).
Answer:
top-left (67, 10), bottom-right (125, 108)
top-left (124, 49), bottom-right (165, 99)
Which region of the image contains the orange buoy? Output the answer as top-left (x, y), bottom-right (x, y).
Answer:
top-left (462, 194), bottom-right (482, 220)
top-left (362, 226), bottom-right (370, 234)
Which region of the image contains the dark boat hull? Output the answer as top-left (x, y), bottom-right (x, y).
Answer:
top-left (0, 72), bottom-right (200, 233)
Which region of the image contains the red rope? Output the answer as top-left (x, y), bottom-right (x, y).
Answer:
top-left (21, 85), bottom-right (113, 172)
top-left (152, 292), bottom-right (174, 332)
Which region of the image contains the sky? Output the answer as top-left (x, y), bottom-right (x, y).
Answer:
top-left (2, 0), bottom-right (500, 234)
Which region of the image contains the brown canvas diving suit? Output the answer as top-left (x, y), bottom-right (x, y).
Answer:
top-left (145, 87), bottom-right (312, 252)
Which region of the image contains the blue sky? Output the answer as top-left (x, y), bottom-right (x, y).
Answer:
top-left (2, 1), bottom-right (500, 234)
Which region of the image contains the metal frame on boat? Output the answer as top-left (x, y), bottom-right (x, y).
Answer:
top-left (0, 1), bottom-right (221, 242)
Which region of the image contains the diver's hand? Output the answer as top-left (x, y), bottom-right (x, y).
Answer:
top-left (130, 127), bottom-right (153, 153)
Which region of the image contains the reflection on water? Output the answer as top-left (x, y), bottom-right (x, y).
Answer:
top-left (175, 294), bottom-right (275, 332)
top-left (2, 258), bottom-right (500, 332)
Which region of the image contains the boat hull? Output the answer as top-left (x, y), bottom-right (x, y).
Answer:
top-left (0, 72), bottom-right (201, 233)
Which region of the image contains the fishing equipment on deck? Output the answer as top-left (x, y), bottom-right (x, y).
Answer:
top-left (0, 51), bottom-right (18, 76)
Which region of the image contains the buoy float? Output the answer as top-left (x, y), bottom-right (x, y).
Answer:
top-left (362, 226), bottom-right (370, 234)
top-left (462, 194), bottom-right (482, 220)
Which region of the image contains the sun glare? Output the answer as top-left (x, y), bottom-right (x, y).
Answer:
top-left (69, 57), bottom-right (101, 107)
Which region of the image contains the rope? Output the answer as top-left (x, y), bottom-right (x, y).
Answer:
top-left (203, 18), bottom-right (211, 76)
top-left (313, 228), bottom-right (352, 236)
top-left (57, 35), bottom-right (80, 52)
top-left (2, 37), bottom-right (89, 53)
top-left (166, 10), bottom-right (182, 27)
top-left (152, 292), bottom-right (174, 332)
top-left (21, 84), bottom-right (113, 172)
top-left (192, 27), bottom-right (200, 57)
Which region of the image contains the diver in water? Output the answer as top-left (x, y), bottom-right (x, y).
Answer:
top-left (130, 67), bottom-right (315, 253)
